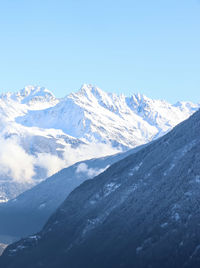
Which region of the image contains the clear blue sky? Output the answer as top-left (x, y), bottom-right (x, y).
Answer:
top-left (0, 0), bottom-right (199, 103)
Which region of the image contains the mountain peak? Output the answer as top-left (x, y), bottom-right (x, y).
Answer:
top-left (18, 86), bottom-right (55, 102)
top-left (0, 86), bottom-right (56, 105)
top-left (78, 84), bottom-right (105, 97)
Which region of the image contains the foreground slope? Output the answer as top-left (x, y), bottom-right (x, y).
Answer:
top-left (0, 146), bottom-right (143, 239)
top-left (1, 109), bottom-right (200, 268)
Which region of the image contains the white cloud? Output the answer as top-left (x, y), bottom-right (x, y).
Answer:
top-left (62, 142), bottom-right (121, 167)
top-left (34, 153), bottom-right (66, 177)
top-left (76, 163), bottom-right (110, 178)
top-left (0, 137), bottom-right (35, 183)
top-left (0, 135), bottom-right (121, 185)
top-left (34, 142), bottom-right (120, 179)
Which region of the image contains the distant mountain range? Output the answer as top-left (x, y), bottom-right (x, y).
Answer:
top-left (1, 98), bottom-right (200, 268)
top-left (15, 84), bottom-right (199, 148)
top-left (0, 84), bottom-right (199, 201)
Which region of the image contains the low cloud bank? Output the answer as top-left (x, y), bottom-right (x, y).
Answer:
top-left (0, 137), bottom-right (35, 183)
top-left (35, 142), bottom-right (120, 178)
top-left (0, 137), bottom-right (121, 184)
top-left (75, 163), bottom-right (110, 178)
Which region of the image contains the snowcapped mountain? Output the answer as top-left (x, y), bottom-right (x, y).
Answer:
top-left (0, 86), bottom-right (86, 201)
top-left (16, 84), bottom-right (199, 148)
top-left (0, 85), bottom-right (58, 109)
top-left (0, 84), bottom-right (199, 201)
top-left (2, 109), bottom-right (200, 268)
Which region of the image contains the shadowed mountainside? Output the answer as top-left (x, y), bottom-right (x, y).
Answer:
top-left (1, 109), bottom-right (200, 268)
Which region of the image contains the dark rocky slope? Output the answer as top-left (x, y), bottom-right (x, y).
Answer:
top-left (1, 110), bottom-right (200, 268)
top-left (0, 147), bottom-right (140, 239)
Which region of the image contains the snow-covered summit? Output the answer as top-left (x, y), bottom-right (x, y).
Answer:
top-left (17, 86), bottom-right (55, 104)
top-left (0, 86), bottom-right (58, 109)
top-left (16, 84), bottom-right (200, 148)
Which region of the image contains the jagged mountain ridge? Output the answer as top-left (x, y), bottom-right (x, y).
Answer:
top-left (0, 84), bottom-right (199, 201)
top-left (0, 85), bottom-right (58, 108)
top-left (16, 84), bottom-right (199, 147)
top-left (2, 108), bottom-right (200, 267)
